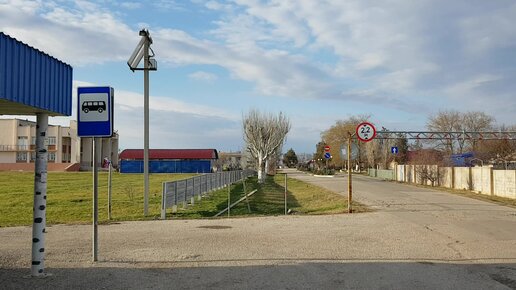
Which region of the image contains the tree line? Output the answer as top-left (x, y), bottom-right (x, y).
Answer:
top-left (313, 110), bottom-right (515, 170)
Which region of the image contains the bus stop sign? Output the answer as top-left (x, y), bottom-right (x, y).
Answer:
top-left (77, 87), bottom-right (114, 137)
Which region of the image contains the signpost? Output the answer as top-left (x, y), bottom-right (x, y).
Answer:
top-left (77, 86), bottom-right (114, 262)
top-left (347, 122), bottom-right (377, 213)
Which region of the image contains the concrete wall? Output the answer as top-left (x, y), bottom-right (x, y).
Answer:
top-left (439, 167), bottom-right (453, 188)
top-left (369, 169), bottom-right (395, 180)
top-left (493, 170), bottom-right (516, 199)
top-left (454, 167), bottom-right (471, 190)
top-left (0, 152), bottom-right (14, 163)
top-left (379, 165), bottom-right (516, 200)
top-left (471, 167), bottom-right (492, 195)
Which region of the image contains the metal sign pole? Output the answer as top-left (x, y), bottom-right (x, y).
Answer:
top-left (347, 134), bottom-right (352, 213)
top-left (284, 173), bottom-right (287, 215)
top-left (143, 38), bottom-right (150, 216)
top-left (108, 162), bottom-right (112, 220)
top-left (92, 137), bottom-right (98, 262)
top-left (31, 113), bottom-right (48, 276)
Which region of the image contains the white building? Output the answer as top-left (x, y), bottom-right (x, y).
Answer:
top-left (0, 119), bottom-right (118, 171)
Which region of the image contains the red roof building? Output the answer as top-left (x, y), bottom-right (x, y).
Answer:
top-left (119, 149), bottom-right (218, 160)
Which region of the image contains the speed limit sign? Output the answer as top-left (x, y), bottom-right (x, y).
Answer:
top-left (356, 122), bottom-right (376, 142)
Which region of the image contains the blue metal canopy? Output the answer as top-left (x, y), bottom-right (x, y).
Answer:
top-left (0, 32), bottom-right (73, 116)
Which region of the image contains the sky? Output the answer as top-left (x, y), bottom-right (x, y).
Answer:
top-left (1, 0), bottom-right (515, 154)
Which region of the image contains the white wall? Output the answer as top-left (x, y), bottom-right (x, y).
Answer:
top-left (494, 170), bottom-right (516, 199)
top-left (393, 164), bottom-right (516, 200)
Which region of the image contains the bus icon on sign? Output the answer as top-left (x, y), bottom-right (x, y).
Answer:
top-left (82, 101), bottom-right (106, 113)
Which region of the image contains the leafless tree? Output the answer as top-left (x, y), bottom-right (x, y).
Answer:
top-left (427, 110), bottom-right (462, 154)
top-left (243, 109), bottom-right (290, 183)
top-left (427, 110), bottom-right (494, 154)
top-left (320, 115), bottom-right (370, 168)
top-left (409, 149), bottom-right (445, 186)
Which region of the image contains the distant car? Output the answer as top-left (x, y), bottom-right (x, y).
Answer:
top-left (82, 101), bottom-right (106, 113)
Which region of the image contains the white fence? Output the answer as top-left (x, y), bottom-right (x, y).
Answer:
top-left (161, 170), bottom-right (255, 219)
top-left (369, 165), bottom-right (516, 199)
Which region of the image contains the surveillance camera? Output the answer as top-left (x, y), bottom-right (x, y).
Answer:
top-left (127, 36), bottom-right (146, 70)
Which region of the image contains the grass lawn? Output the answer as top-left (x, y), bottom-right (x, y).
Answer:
top-left (0, 171), bottom-right (197, 226)
top-left (0, 171), bottom-right (366, 227)
top-left (169, 174), bottom-right (367, 219)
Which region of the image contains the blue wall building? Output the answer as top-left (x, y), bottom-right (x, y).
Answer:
top-left (119, 149), bottom-right (218, 173)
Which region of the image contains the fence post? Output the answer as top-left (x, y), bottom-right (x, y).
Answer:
top-left (451, 167), bottom-right (456, 189)
top-left (161, 183), bottom-right (166, 220)
top-left (241, 172), bottom-right (251, 213)
top-left (172, 182), bottom-right (177, 213)
top-left (182, 180), bottom-right (187, 209)
top-left (227, 184), bottom-right (230, 217)
top-left (468, 167), bottom-right (473, 191)
top-left (191, 178), bottom-right (195, 205)
top-left (198, 176), bottom-right (202, 201)
top-left (490, 167), bottom-right (494, 196)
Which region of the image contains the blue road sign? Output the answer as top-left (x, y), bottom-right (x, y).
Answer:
top-left (77, 87), bottom-right (114, 137)
top-left (324, 152), bottom-right (331, 159)
top-left (391, 146), bottom-right (398, 154)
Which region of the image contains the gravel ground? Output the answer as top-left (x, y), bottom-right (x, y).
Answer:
top-left (1, 169), bottom-right (516, 289)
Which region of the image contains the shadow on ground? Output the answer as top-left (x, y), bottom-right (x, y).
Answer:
top-left (1, 261), bottom-right (515, 289)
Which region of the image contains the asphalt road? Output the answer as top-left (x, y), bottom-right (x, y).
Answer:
top-left (1, 169), bottom-right (515, 289)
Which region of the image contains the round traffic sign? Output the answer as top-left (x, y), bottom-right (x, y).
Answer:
top-left (356, 122), bottom-right (376, 142)
top-left (324, 152), bottom-right (331, 159)
top-left (324, 145), bottom-right (330, 152)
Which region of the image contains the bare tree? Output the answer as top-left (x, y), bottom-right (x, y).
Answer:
top-left (409, 149), bottom-right (445, 186)
top-left (320, 115), bottom-right (370, 168)
top-left (427, 110), bottom-right (462, 154)
top-left (427, 110), bottom-right (495, 154)
top-left (364, 139), bottom-right (380, 169)
top-left (243, 109), bottom-right (291, 183)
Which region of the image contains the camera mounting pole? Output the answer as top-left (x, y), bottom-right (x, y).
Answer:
top-left (128, 29), bottom-right (157, 216)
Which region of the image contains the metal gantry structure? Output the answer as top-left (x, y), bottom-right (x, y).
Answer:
top-left (374, 131), bottom-right (516, 140)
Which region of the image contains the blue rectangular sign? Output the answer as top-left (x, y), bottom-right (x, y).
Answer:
top-left (77, 87), bottom-right (114, 137)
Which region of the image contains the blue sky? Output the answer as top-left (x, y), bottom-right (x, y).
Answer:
top-left (1, 0), bottom-right (515, 154)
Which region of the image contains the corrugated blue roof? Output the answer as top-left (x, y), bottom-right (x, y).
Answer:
top-left (0, 32), bottom-right (73, 116)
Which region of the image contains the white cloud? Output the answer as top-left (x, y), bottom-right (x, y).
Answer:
top-left (188, 71), bottom-right (218, 81)
top-left (119, 2), bottom-right (142, 10)
top-left (0, 0), bottom-right (135, 65)
top-left (205, 1), bottom-right (233, 12)
top-left (71, 81), bottom-right (240, 149)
